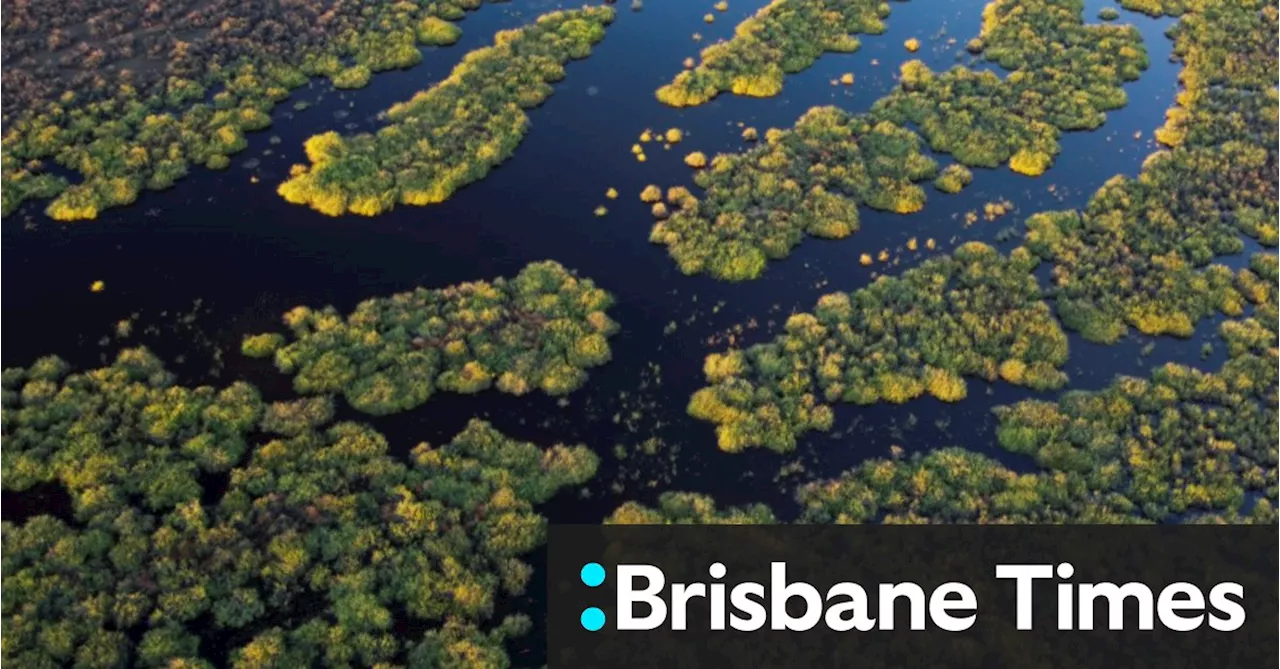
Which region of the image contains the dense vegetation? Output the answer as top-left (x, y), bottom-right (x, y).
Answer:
top-left (820, 264), bottom-right (1280, 524)
top-left (802, 321), bottom-right (1279, 524)
top-left (619, 434), bottom-right (1274, 525)
top-left (933, 164), bottom-right (974, 194)
top-left (650, 107), bottom-right (937, 280)
top-left (277, 7), bottom-right (615, 216)
top-left (642, 0), bottom-right (1279, 519)
top-left (608, 492), bottom-right (779, 524)
top-left (687, 243), bottom-right (1070, 453)
top-left (2, 349), bottom-right (598, 667)
top-left (649, 0), bottom-right (1150, 280)
top-left (620, 287), bottom-right (1277, 524)
top-left (1023, 0), bottom-right (1278, 343)
top-left (1, 0), bottom-right (504, 220)
top-left (243, 261), bottom-right (617, 415)
top-left (874, 0), bottom-right (1148, 174)
top-left (995, 331), bottom-right (1277, 520)
top-left (656, 0), bottom-right (889, 107)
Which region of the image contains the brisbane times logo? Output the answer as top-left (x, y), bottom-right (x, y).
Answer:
top-left (572, 561), bottom-right (1248, 633)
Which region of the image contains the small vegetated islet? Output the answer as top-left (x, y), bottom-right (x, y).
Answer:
top-left (277, 7), bottom-right (616, 216)
top-left (243, 261), bottom-right (618, 415)
top-left (656, 0), bottom-right (890, 107)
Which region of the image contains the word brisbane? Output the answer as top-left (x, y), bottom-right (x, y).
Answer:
top-left (616, 562), bottom-right (1246, 632)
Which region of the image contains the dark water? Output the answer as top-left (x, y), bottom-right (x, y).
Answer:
top-left (0, 0), bottom-right (1234, 659)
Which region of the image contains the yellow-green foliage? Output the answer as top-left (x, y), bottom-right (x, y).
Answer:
top-left (1120, 0), bottom-right (1190, 17)
top-left (656, 0), bottom-right (890, 107)
top-left (650, 107), bottom-right (937, 280)
top-left (331, 65), bottom-right (373, 89)
top-left (636, 367), bottom-right (1277, 522)
top-left (933, 164), bottom-right (974, 193)
top-left (419, 16), bottom-right (464, 46)
top-left (247, 261), bottom-right (618, 415)
top-left (636, 311), bottom-right (1277, 524)
top-left (873, 0), bottom-right (1148, 174)
top-left (278, 7), bottom-right (614, 216)
top-left (1, 1), bottom-right (494, 220)
top-left (995, 314), bottom-right (1278, 520)
top-left (2, 349), bottom-right (597, 666)
top-left (608, 492), bottom-right (778, 524)
top-left (688, 243), bottom-right (1070, 452)
top-left (796, 448), bottom-right (1142, 523)
top-left (241, 332), bottom-right (285, 358)
top-left (1022, 0), bottom-right (1277, 344)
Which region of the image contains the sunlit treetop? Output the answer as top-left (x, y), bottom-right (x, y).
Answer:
top-left (656, 0), bottom-right (890, 107)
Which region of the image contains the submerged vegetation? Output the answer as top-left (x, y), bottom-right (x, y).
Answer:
top-left (650, 107), bottom-right (937, 280)
top-left (1, 349), bottom-right (597, 667)
top-left (656, 0), bottom-right (890, 107)
top-left (245, 262), bottom-right (618, 415)
top-left (277, 7), bottom-right (615, 216)
top-left (2, 0), bottom-right (506, 220)
top-left (687, 243), bottom-right (1069, 453)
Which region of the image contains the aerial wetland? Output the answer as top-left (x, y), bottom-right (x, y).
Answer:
top-left (1, 0), bottom-right (1276, 666)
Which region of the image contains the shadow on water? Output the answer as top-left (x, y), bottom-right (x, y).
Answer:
top-left (0, 0), bottom-right (1233, 662)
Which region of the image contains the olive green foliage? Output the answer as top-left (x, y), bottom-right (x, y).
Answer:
top-left (260, 396), bottom-right (336, 436)
top-left (251, 261), bottom-right (618, 415)
top-left (1, 1), bottom-right (499, 220)
top-left (1119, 0), bottom-right (1191, 17)
top-left (933, 164), bottom-right (974, 193)
top-left (651, 0), bottom-right (1151, 282)
top-left (649, 108), bottom-right (937, 280)
top-left (2, 350), bottom-right (597, 667)
top-left (634, 301), bottom-right (1277, 525)
top-left (688, 243), bottom-right (1070, 453)
top-left (796, 448), bottom-right (1149, 523)
top-left (991, 269), bottom-right (1278, 521)
top-left (1024, 0), bottom-right (1278, 343)
top-left (656, 0), bottom-right (889, 106)
top-left (622, 441), bottom-right (1268, 525)
top-left (874, 0), bottom-right (1148, 174)
top-left (419, 17), bottom-right (465, 46)
top-left (278, 7), bottom-right (615, 216)
top-left (608, 492), bottom-right (779, 524)
top-left (2, 348), bottom-right (261, 517)
top-left (240, 332), bottom-right (284, 358)
top-left (629, 420), bottom-right (1275, 524)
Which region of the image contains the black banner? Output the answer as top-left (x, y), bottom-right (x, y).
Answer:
top-left (548, 525), bottom-right (1277, 668)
